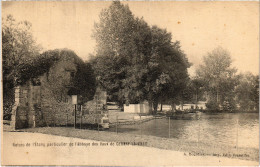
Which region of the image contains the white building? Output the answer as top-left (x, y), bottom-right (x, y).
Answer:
top-left (123, 100), bottom-right (149, 113)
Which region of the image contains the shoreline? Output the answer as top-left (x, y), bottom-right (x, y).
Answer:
top-left (20, 126), bottom-right (259, 162)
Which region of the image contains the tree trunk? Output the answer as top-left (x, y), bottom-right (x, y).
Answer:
top-left (216, 89), bottom-right (219, 103)
top-left (171, 102), bottom-right (176, 112)
top-left (216, 88), bottom-right (220, 110)
top-left (195, 89), bottom-right (198, 109)
top-left (148, 100), bottom-right (153, 115)
top-left (153, 100), bottom-right (158, 115)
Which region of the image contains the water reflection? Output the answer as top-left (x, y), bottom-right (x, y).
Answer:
top-left (109, 113), bottom-right (259, 149)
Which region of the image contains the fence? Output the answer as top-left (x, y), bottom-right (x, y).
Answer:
top-left (107, 114), bottom-right (242, 150)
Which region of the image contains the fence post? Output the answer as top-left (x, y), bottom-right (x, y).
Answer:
top-left (168, 117), bottom-right (170, 138)
top-left (236, 119), bottom-right (239, 150)
top-left (197, 121), bottom-right (200, 147)
top-left (80, 106), bottom-right (82, 129)
top-left (155, 116), bottom-right (156, 135)
top-left (74, 104), bottom-right (77, 129)
top-left (66, 113), bottom-right (68, 127)
top-left (116, 115), bottom-right (118, 134)
top-left (140, 116), bottom-right (142, 137)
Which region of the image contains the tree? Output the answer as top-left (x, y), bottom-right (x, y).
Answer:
top-left (145, 27), bottom-right (190, 113)
top-left (91, 2), bottom-right (190, 114)
top-left (235, 72), bottom-right (259, 111)
top-left (180, 77), bottom-right (204, 107)
top-left (92, 2), bottom-right (151, 106)
top-left (191, 78), bottom-right (204, 106)
top-left (2, 15), bottom-right (41, 119)
top-left (196, 47), bottom-right (238, 110)
top-left (2, 15), bottom-right (41, 87)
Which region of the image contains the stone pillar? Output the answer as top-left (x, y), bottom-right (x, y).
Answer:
top-left (28, 84), bottom-right (36, 128)
top-left (10, 86), bottom-right (20, 130)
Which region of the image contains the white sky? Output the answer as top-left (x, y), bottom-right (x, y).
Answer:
top-left (2, 1), bottom-right (259, 76)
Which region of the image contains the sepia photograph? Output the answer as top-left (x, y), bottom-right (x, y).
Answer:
top-left (1, 1), bottom-right (259, 166)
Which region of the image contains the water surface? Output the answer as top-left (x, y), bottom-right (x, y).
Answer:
top-left (109, 113), bottom-right (259, 149)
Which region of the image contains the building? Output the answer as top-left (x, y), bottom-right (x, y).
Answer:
top-left (123, 100), bottom-right (149, 114)
top-left (7, 49), bottom-right (96, 129)
top-left (176, 101), bottom-right (207, 111)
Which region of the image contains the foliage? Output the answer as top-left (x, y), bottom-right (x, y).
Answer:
top-left (222, 100), bottom-right (236, 111)
top-left (235, 72), bottom-right (259, 111)
top-left (146, 27), bottom-right (190, 112)
top-left (70, 62), bottom-right (97, 104)
top-left (91, 2), bottom-right (190, 113)
top-left (2, 15), bottom-right (41, 87)
top-left (179, 77), bottom-right (205, 104)
top-left (2, 15), bottom-right (41, 119)
top-left (92, 2), bottom-right (152, 106)
top-left (36, 49), bottom-right (97, 104)
top-left (205, 99), bottom-right (220, 111)
top-left (196, 47), bottom-right (238, 110)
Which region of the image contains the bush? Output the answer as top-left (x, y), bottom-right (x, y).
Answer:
top-left (3, 87), bottom-right (14, 120)
top-left (206, 100), bottom-right (219, 111)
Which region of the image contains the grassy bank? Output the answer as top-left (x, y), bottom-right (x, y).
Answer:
top-left (22, 127), bottom-right (258, 162)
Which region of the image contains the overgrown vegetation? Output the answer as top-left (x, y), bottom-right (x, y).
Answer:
top-left (21, 49), bottom-right (97, 104)
top-left (2, 15), bottom-right (96, 119)
top-left (2, 15), bottom-right (41, 119)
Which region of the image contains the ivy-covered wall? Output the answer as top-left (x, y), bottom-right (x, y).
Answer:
top-left (11, 49), bottom-right (97, 129)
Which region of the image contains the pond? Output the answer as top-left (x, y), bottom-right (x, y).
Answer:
top-left (108, 112), bottom-right (259, 149)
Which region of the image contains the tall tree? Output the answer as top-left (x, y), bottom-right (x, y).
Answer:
top-left (196, 47), bottom-right (238, 110)
top-left (92, 2), bottom-right (152, 106)
top-left (2, 15), bottom-right (41, 119)
top-left (91, 2), bottom-right (190, 114)
top-left (145, 27), bottom-right (190, 113)
top-left (2, 15), bottom-right (41, 87)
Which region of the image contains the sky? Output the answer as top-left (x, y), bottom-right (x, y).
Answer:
top-left (2, 1), bottom-right (259, 76)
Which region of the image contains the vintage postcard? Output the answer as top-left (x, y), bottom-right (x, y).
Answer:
top-left (1, 1), bottom-right (259, 166)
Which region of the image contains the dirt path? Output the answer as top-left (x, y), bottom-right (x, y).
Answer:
top-left (2, 131), bottom-right (258, 166)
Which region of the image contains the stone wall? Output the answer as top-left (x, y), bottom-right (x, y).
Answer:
top-left (82, 87), bottom-right (107, 124)
top-left (10, 57), bottom-right (103, 129)
top-left (37, 59), bottom-right (76, 126)
top-left (10, 58), bottom-right (76, 129)
top-left (10, 85), bottom-right (30, 129)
